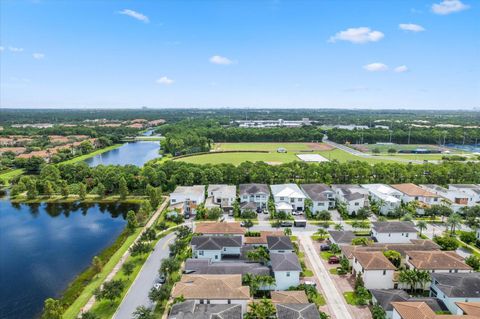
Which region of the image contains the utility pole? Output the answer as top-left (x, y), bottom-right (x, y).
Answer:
top-left (408, 126), bottom-right (411, 145)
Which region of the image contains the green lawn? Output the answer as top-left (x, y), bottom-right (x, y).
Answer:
top-left (0, 168), bottom-right (24, 183)
top-left (60, 144), bottom-right (122, 164)
top-left (320, 251), bottom-right (334, 260)
top-left (329, 268), bottom-right (338, 275)
top-left (214, 142), bottom-right (328, 152)
top-left (343, 291), bottom-right (370, 305)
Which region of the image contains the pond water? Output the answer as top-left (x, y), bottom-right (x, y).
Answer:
top-left (84, 141), bottom-right (161, 167)
top-left (0, 200), bottom-right (137, 319)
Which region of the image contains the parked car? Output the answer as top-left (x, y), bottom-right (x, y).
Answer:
top-left (157, 274), bottom-right (166, 284)
top-left (280, 221), bottom-right (293, 227)
top-left (153, 283), bottom-right (162, 290)
top-left (263, 209), bottom-right (269, 214)
top-left (320, 244), bottom-right (330, 251)
top-left (256, 207), bottom-right (263, 214)
top-left (303, 280), bottom-right (317, 287)
top-left (328, 256), bottom-right (340, 264)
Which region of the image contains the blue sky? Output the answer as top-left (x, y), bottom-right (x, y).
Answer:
top-left (0, 0), bottom-right (478, 109)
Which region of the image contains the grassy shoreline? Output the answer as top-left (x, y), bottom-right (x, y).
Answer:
top-left (9, 194), bottom-right (148, 204)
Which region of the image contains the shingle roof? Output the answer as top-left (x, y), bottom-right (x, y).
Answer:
top-left (239, 184), bottom-right (270, 196)
top-left (372, 221), bottom-right (417, 233)
top-left (271, 291), bottom-right (309, 304)
top-left (267, 236), bottom-right (293, 251)
top-left (431, 273), bottom-right (480, 298)
top-left (300, 184), bottom-right (332, 201)
top-left (275, 303), bottom-right (320, 319)
top-left (195, 222), bottom-right (246, 235)
top-left (184, 259), bottom-right (270, 276)
top-left (270, 184), bottom-right (306, 199)
top-left (169, 301), bottom-right (243, 319)
top-left (328, 230), bottom-right (365, 244)
top-left (270, 252), bottom-right (302, 272)
top-left (353, 251), bottom-right (396, 270)
top-left (370, 289), bottom-right (447, 313)
top-left (172, 275), bottom-right (250, 300)
top-left (406, 251), bottom-right (472, 271)
top-left (191, 236), bottom-right (242, 250)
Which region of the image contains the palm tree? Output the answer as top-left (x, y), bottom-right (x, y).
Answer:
top-left (416, 270), bottom-right (431, 292)
top-left (398, 269), bottom-right (417, 293)
top-left (334, 223), bottom-right (344, 231)
top-left (446, 213), bottom-right (462, 234)
top-left (247, 298), bottom-right (276, 319)
top-left (416, 220), bottom-right (427, 237)
top-left (316, 228), bottom-right (328, 240)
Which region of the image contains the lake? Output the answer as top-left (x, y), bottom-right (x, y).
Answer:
top-left (0, 200), bottom-right (137, 319)
top-left (85, 141), bottom-right (161, 167)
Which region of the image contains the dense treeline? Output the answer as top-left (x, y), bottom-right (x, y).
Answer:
top-left (10, 159), bottom-right (480, 197)
top-left (327, 127), bottom-right (480, 145)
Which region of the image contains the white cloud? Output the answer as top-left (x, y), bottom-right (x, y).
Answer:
top-left (32, 53), bottom-right (45, 59)
top-left (432, 0), bottom-right (469, 15)
top-left (0, 46), bottom-right (4, 52)
top-left (156, 76), bottom-right (174, 85)
top-left (394, 65), bottom-right (409, 73)
top-left (8, 46), bottom-right (24, 52)
top-left (209, 55), bottom-right (233, 65)
top-left (118, 9), bottom-right (150, 23)
top-left (399, 23), bottom-right (425, 32)
top-left (363, 63), bottom-right (389, 72)
top-left (329, 27), bottom-right (384, 44)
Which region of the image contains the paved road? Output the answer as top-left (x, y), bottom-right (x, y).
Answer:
top-left (113, 232), bottom-right (176, 319)
top-left (299, 234), bottom-right (353, 319)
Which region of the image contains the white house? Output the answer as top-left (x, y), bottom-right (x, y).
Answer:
top-left (171, 275), bottom-right (250, 312)
top-left (390, 183), bottom-right (441, 205)
top-left (206, 184), bottom-right (237, 213)
top-left (477, 228), bottom-right (480, 240)
top-left (270, 184), bottom-right (306, 212)
top-left (430, 273), bottom-right (480, 314)
top-left (361, 184), bottom-right (402, 215)
top-left (238, 183), bottom-right (270, 212)
top-left (332, 184), bottom-right (369, 215)
top-left (352, 251), bottom-right (396, 289)
top-left (270, 252), bottom-right (301, 290)
top-left (405, 251), bottom-right (472, 277)
top-left (300, 184), bottom-right (335, 214)
top-left (170, 185), bottom-right (206, 215)
top-left (372, 221), bottom-right (418, 244)
top-left (191, 236), bottom-right (242, 262)
top-left (448, 184), bottom-right (480, 205)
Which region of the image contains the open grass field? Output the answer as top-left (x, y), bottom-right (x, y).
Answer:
top-left (213, 142), bottom-right (333, 152)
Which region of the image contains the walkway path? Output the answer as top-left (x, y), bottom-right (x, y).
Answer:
top-left (299, 234), bottom-right (353, 319)
top-left (80, 196), bottom-right (170, 315)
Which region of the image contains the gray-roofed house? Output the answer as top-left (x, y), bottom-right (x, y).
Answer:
top-left (370, 289), bottom-right (448, 319)
top-left (275, 303), bottom-right (320, 319)
top-left (331, 184), bottom-right (369, 215)
top-left (328, 230), bottom-right (371, 245)
top-left (267, 236), bottom-right (294, 253)
top-left (184, 259), bottom-right (270, 276)
top-left (372, 221), bottom-right (418, 243)
top-left (169, 300), bottom-right (243, 319)
top-left (430, 272), bottom-right (480, 314)
top-left (270, 252), bottom-right (301, 290)
top-left (300, 184), bottom-right (335, 213)
top-left (191, 236), bottom-right (242, 262)
top-left (239, 184), bottom-right (270, 212)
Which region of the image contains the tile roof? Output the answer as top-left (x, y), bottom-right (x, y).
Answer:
top-left (267, 236), bottom-right (294, 251)
top-left (275, 303), bottom-right (320, 319)
top-left (270, 252), bottom-right (302, 272)
top-left (353, 251), bottom-right (396, 270)
top-left (172, 275), bottom-right (250, 300)
top-left (455, 302), bottom-right (480, 316)
top-left (431, 273), bottom-right (480, 298)
top-left (169, 301), bottom-right (242, 319)
top-left (184, 259), bottom-right (270, 276)
top-left (391, 301), bottom-right (477, 319)
top-left (406, 251), bottom-right (472, 271)
top-left (372, 221), bottom-right (417, 233)
top-left (271, 291), bottom-right (309, 304)
top-left (340, 240), bottom-right (440, 259)
top-left (244, 231), bottom-right (283, 245)
top-left (191, 236), bottom-right (242, 250)
top-left (195, 222), bottom-right (246, 235)
top-left (390, 183), bottom-right (438, 197)
top-left (239, 184), bottom-right (270, 196)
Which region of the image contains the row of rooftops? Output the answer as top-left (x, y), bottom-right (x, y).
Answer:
top-left (391, 301), bottom-right (480, 319)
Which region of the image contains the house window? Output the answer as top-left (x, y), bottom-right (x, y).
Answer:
top-left (290, 198), bottom-right (295, 203)
top-left (223, 248), bottom-right (227, 251)
top-left (383, 270), bottom-right (386, 275)
top-left (406, 233), bottom-right (409, 237)
top-left (215, 255), bottom-right (218, 260)
top-left (280, 197), bottom-right (285, 201)
top-left (199, 251), bottom-right (204, 256)
top-left (228, 300), bottom-right (231, 304)
top-left (200, 300), bottom-right (204, 304)
top-left (286, 272), bottom-right (290, 277)
top-left (355, 202), bottom-right (359, 206)
top-left (298, 198), bottom-right (302, 202)
top-left (171, 199), bottom-right (176, 203)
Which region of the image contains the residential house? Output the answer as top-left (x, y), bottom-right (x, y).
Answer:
top-left (390, 183), bottom-right (441, 206)
top-left (430, 273), bottom-right (480, 314)
top-left (362, 184), bottom-right (402, 215)
top-left (405, 251), bottom-right (472, 276)
top-left (275, 304), bottom-right (320, 319)
top-left (420, 184), bottom-right (471, 212)
top-left (372, 221), bottom-right (418, 243)
top-left (270, 252), bottom-right (302, 290)
top-left (184, 259), bottom-right (270, 276)
top-left (448, 184), bottom-right (480, 205)
top-left (391, 301), bottom-right (479, 319)
top-left (267, 236), bottom-right (294, 254)
top-left (270, 184), bottom-right (306, 213)
top-left (171, 275), bottom-right (250, 312)
top-left (244, 231), bottom-right (283, 247)
top-left (371, 289), bottom-right (448, 319)
top-left (168, 300), bottom-right (242, 319)
top-left (191, 236), bottom-right (242, 262)
top-left (271, 291), bottom-right (309, 304)
top-left (238, 184), bottom-right (270, 212)
top-left (332, 184), bottom-right (369, 215)
top-left (352, 251), bottom-right (396, 289)
top-left (170, 185), bottom-right (206, 216)
top-left (477, 228), bottom-right (480, 240)
top-left (328, 230), bottom-right (369, 245)
top-left (194, 222), bottom-right (246, 237)
top-left (205, 184), bottom-right (236, 213)
top-left (300, 184), bottom-right (335, 213)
